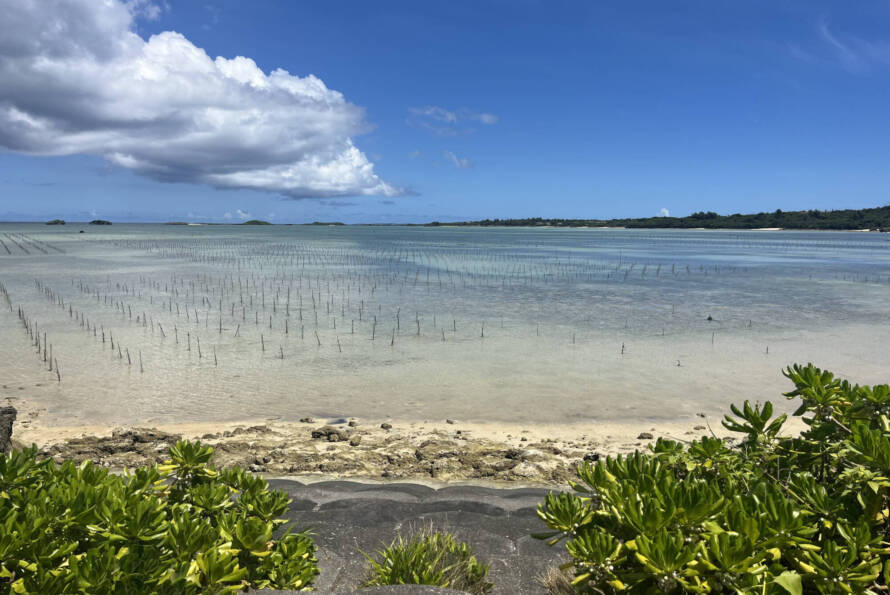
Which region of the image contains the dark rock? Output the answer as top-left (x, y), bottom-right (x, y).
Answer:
top-left (0, 406), bottom-right (16, 453)
top-left (349, 436), bottom-right (362, 447)
top-left (111, 428), bottom-right (180, 444)
top-left (583, 452), bottom-right (600, 463)
top-left (312, 426), bottom-right (350, 442)
top-left (504, 448), bottom-right (524, 461)
top-left (380, 423), bottom-right (392, 431)
top-left (694, 425), bottom-right (706, 430)
top-left (445, 419), bottom-right (456, 425)
top-left (637, 432), bottom-right (654, 440)
top-left (414, 440), bottom-right (460, 462)
top-left (348, 420), bottom-right (359, 427)
top-left (299, 417), bottom-right (315, 423)
top-left (42, 427), bottom-right (182, 467)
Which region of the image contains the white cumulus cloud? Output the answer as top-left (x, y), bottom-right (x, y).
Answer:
top-left (0, 0), bottom-right (401, 199)
top-left (659, 208), bottom-right (670, 217)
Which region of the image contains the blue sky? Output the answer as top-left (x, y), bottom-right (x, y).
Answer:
top-left (1, 0), bottom-right (889, 223)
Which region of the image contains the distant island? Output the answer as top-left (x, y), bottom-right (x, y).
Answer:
top-left (309, 221), bottom-right (345, 226)
top-left (89, 219), bottom-right (112, 225)
top-left (241, 219), bottom-right (271, 225)
top-left (45, 219), bottom-right (65, 225)
top-left (435, 205), bottom-right (890, 231)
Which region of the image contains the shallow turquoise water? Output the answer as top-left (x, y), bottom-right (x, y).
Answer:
top-left (1, 223), bottom-right (888, 426)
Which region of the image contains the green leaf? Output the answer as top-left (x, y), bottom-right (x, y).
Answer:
top-left (774, 571), bottom-right (802, 595)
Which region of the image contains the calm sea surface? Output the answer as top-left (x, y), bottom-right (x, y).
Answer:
top-left (1, 223), bottom-right (888, 426)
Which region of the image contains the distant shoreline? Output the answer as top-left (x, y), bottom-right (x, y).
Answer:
top-left (1, 203), bottom-right (889, 232)
top-left (429, 205), bottom-right (890, 232)
top-left (1, 221), bottom-right (886, 232)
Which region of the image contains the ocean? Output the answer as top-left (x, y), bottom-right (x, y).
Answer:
top-left (1, 223), bottom-right (888, 427)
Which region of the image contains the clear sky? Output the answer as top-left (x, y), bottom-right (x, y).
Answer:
top-left (1, 0), bottom-right (889, 223)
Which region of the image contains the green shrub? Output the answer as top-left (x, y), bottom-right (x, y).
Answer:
top-left (0, 440), bottom-right (318, 593)
top-left (362, 527), bottom-right (493, 594)
top-left (536, 364), bottom-right (890, 593)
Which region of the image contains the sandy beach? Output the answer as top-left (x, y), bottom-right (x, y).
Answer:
top-left (8, 394), bottom-right (806, 485)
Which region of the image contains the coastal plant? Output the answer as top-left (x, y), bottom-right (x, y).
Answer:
top-left (0, 440), bottom-right (318, 594)
top-left (536, 364), bottom-right (890, 593)
top-left (362, 526), bottom-right (493, 594)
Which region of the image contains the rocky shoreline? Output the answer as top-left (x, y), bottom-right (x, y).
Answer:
top-left (4, 393), bottom-right (786, 484)
top-left (33, 422), bottom-right (583, 483)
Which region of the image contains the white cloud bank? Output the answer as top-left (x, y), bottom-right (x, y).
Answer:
top-left (0, 0), bottom-right (401, 199)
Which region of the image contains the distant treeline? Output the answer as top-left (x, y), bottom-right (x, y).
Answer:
top-left (434, 205), bottom-right (890, 231)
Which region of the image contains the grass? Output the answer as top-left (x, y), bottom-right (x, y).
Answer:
top-left (362, 526), bottom-right (493, 594)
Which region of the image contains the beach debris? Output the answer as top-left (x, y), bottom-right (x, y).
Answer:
top-left (0, 406), bottom-right (16, 453)
top-left (636, 432), bottom-right (654, 440)
top-left (446, 419), bottom-right (456, 424)
top-left (299, 417), bottom-right (315, 423)
top-left (380, 422), bottom-right (393, 430)
top-left (349, 435), bottom-right (362, 447)
top-left (311, 425), bottom-right (350, 442)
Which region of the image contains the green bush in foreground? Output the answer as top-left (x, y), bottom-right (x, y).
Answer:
top-left (0, 440), bottom-right (318, 594)
top-left (537, 364), bottom-right (890, 594)
top-left (362, 527), bottom-right (493, 594)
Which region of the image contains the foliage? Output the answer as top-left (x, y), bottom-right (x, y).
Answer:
top-left (444, 205), bottom-right (890, 231)
top-left (362, 527), bottom-right (493, 594)
top-left (537, 364), bottom-right (890, 593)
top-left (0, 440), bottom-right (318, 594)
